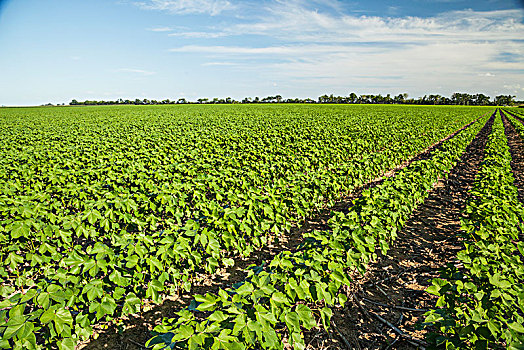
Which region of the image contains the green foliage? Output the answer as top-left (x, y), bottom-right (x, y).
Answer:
top-left (504, 109), bottom-right (524, 137)
top-left (424, 111), bottom-right (524, 349)
top-left (0, 104), bottom-right (490, 348)
top-left (147, 107), bottom-right (491, 349)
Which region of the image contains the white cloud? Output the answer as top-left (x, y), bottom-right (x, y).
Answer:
top-left (164, 3), bottom-right (524, 97)
top-left (175, 7), bottom-right (524, 44)
top-left (135, 0), bottom-right (234, 16)
top-left (116, 68), bottom-right (156, 75)
top-left (503, 84), bottom-right (524, 92)
top-left (134, 1), bottom-right (523, 98)
top-left (148, 26), bottom-right (173, 32)
top-left (202, 61), bottom-right (238, 66)
top-left (170, 44), bottom-right (358, 55)
top-left (168, 31), bottom-right (227, 38)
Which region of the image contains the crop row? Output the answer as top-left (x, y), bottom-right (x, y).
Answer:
top-left (423, 110), bottom-right (524, 349)
top-left (0, 105), bottom-right (487, 348)
top-left (504, 107), bottom-right (524, 119)
top-left (146, 111), bottom-right (491, 350)
top-left (504, 109), bottom-right (524, 136)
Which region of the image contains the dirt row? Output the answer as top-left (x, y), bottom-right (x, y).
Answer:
top-left (307, 111), bottom-right (496, 350)
top-left (502, 110), bottom-right (524, 203)
top-left (80, 112), bottom-right (496, 350)
top-left (312, 109), bottom-right (524, 350)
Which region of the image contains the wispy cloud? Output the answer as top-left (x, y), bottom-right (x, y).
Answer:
top-left (202, 61), bottom-right (238, 66)
top-left (142, 0), bottom-right (524, 98)
top-left (147, 26), bottom-right (173, 32)
top-left (167, 7), bottom-right (524, 44)
top-left (116, 68), bottom-right (156, 75)
top-left (168, 31), bottom-right (227, 38)
top-left (503, 84), bottom-right (524, 94)
top-left (170, 45), bottom-right (358, 55)
top-left (134, 0), bottom-right (235, 16)
top-left (165, 3), bottom-right (524, 97)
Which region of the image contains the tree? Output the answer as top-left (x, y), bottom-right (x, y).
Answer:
top-left (371, 94), bottom-right (384, 104)
top-left (427, 94), bottom-right (442, 105)
top-left (318, 94), bottom-right (328, 103)
top-left (64, 92), bottom-right (499, 107)
top-left (494, 95), bottom-right (515, 106)
top-left (357, 95), bottom-right (370, 104)
top-left (451, 93), bottom-right (473, 105)
top-left (393, 94), bottom-right (405, 104)
top-left (473, 94), bottom-right (490, 106)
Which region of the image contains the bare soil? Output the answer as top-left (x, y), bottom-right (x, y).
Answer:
top-left (306, 112), bottom-right (495, 350)
top-left (502, 111), bottom-right (524, 203)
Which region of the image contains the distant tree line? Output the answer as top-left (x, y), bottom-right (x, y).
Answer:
top-left (67, 93), bottom-right (519, 107)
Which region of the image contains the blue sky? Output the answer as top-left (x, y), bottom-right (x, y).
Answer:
top-left (0, 0), bottom-right (523, 105)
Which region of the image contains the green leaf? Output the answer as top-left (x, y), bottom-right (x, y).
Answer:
top-left (291, 332), bottom-right (305, 350)
top-left (331, 270), bottom-right (350, 286)
top-left (3, 315), bottom-right (30, 340)
top-left (296, 304), bottom-right (316, 330)
top-left (508, 321), bottom-right (524, 334)
top-left (109, 270), bottom-right (130, 287)
top-left (123, 293), bottom-right (141, 314)
top-left (195, 293), bottom-right (218, 312)
top-left (284, 311), bottom-right (300, 331)
top-left (235, 283), bottom-right (254, 296)
top-left (173, 324), bottom-right (194, 341)
top-left (83, 280), bottom-right (104, 301)
top-left (209, 311), bottom-right (228, 323)
top-left (54, 308), bottom-right (73, 333)
top-left (40, 308), bottom-right (55, 324)
top-left (320, 307), bottom-right (332, 330)
top-left (58, 338), bottom-right (76, 350)
top-left (126, 255), bottom-right (139, 268)
top-left (271, 292), bottom-right (289, 305)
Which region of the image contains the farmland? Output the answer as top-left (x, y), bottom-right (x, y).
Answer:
top-left (0, 104), bottom-right (523, 349)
